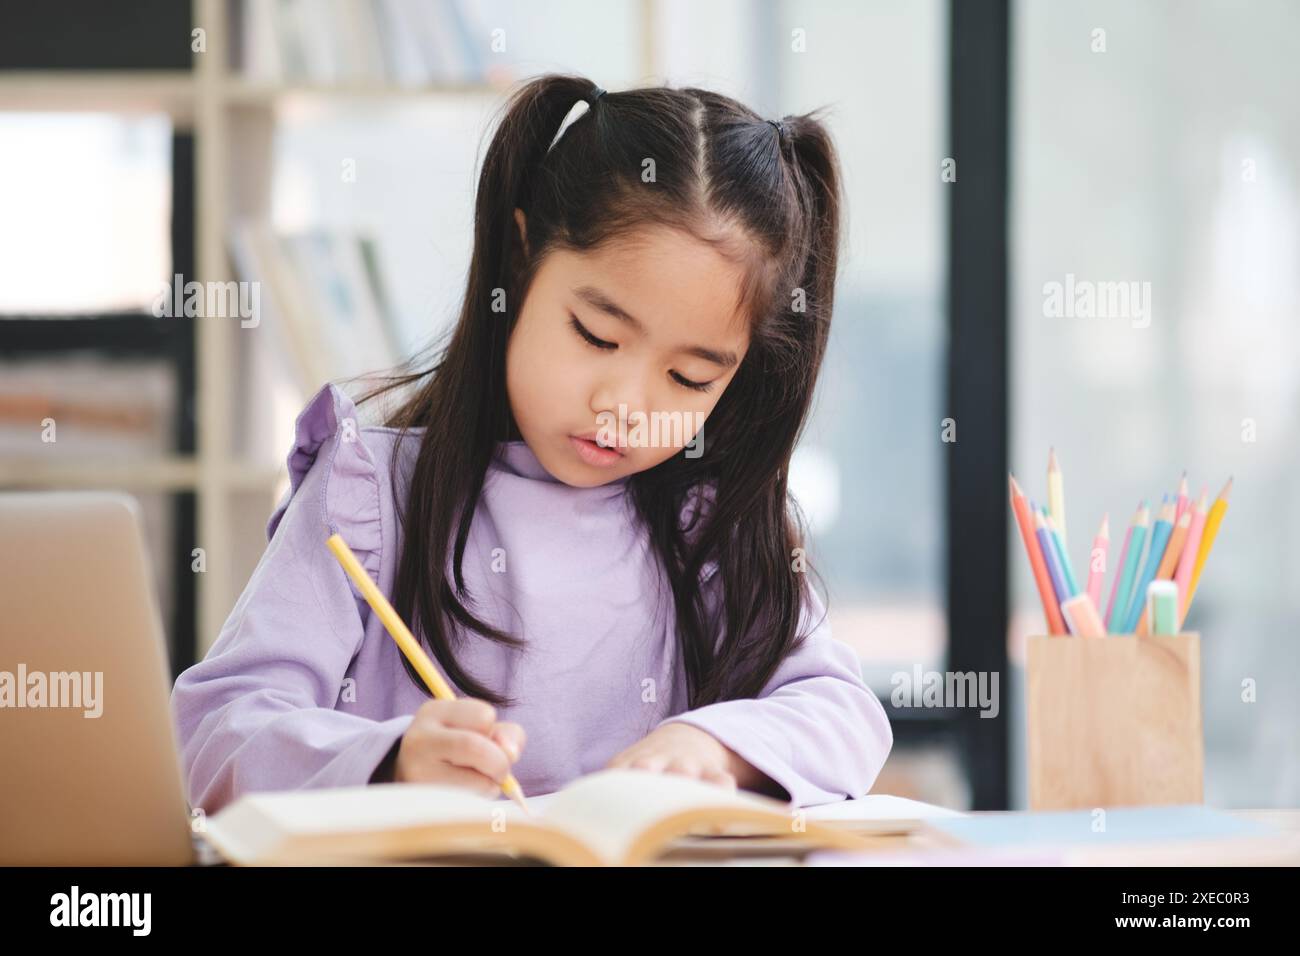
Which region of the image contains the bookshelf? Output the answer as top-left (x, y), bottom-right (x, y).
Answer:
top-left (1, 0), bottom-right (658, 657)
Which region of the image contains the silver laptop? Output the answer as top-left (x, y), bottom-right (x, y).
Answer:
top-left (0, 491), bottom-right (194, 865)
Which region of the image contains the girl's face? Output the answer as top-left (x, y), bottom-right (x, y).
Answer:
top-left (506, 214), bottom-right (752, 487)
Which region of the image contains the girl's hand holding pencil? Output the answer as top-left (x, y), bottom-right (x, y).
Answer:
top-left (384, 698), bottom-right (526, 797)
top-left (326, 533), bottom-right (532, 811)
top-left (1010, 451), bottom-right (1230, 637)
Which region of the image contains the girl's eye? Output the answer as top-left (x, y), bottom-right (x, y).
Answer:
top-left (671, 372), bottom-right (714, 393)
top-left (570, 315), bottom-right (616, 350)
top-left (571, 313), bottom-right (714, 393)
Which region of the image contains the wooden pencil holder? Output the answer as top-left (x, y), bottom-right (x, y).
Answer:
top-left (1026, 633), bottom-right (1204, 811)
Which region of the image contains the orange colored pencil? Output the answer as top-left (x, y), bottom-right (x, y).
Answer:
top-left (1009, 474), bottom-right (1066, 635)
top-left (1135, 508), bottom-right (1191, 636)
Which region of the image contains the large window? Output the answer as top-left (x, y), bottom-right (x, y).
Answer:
top-left (1011, 0), bottom-right (1300, 807)
top-left (0, 114), bottom-right (172, 312)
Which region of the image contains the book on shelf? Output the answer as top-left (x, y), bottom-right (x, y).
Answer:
top-left (233, 0), bottom-right (500, 87)
top-left (228, 220), bottom-right (403, 465)
top-left (0, 356), bottom-right (176, 458)
top-left (229, 220), bottom-right (402, 388)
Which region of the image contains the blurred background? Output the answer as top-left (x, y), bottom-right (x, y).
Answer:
top-left (1, 0), bottom-right (1295, 810)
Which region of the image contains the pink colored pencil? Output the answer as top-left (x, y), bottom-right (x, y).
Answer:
top-left (1173, 488), bottom-right (1209, 621)
top-left (1085, 513), bottom-right (1109, 609)
top-left (1174, 471), bottom-right (1190, 524)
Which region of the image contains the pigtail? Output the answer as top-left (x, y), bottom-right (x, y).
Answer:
top-left (727, 112), bottom-right (845, 690)
top-left (772, 111), bottom-right (843, 640)
top-left (777, 110), bottom-right (843, 390)
top-left (379, 74), bottom-right (608, 706)
top-left (472, 74), bottom-right (599, 296)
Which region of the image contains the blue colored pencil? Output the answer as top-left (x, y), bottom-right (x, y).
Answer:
top-left (1044, 510), bottom-right (1080, 596)
top-left (1107, 502), bottom-right (1150, 632)
top-left (1121, 496), bottom-right (1175, 633)
top-left (1033, 504), bottom-right (1070, 614)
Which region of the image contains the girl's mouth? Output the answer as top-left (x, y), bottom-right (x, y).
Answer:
top-left (569, 435), bottom-right (623, 467)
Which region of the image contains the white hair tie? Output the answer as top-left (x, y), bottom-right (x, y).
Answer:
top-left (546, 87), bottom-right (606, 155)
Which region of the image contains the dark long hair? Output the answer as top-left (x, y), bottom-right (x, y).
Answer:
top-left (355, 73), bottom-right (843, 709)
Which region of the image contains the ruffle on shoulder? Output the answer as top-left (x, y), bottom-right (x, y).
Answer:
top-left (267, 382), bottom-right (383, 593)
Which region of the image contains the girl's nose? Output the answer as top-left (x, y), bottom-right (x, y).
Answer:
top-left (591, 373), bottom-right (650, 431)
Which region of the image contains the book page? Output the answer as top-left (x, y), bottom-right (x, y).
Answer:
top-left (227, 782), bottom-right (497, 837)
top-left (803, 794), bottom-right (964, 822)
top-left (517, 768), bottom-right (792, 863)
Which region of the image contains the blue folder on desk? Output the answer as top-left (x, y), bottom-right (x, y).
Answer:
top-left (929, 805), bottom-right (1276, 847)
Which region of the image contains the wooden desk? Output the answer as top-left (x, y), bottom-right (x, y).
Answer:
top-left (655, 809), bottom-right (1300, 866)
top-left (193, 809), bottom-right (1300, 866)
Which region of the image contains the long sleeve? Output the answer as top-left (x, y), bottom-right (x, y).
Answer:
top-left (655, 576), bottom-right (893, 807)
top-left (170, 385), bottom-right (413, 814)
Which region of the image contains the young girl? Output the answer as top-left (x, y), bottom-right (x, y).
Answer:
top-left (171, 74), bottom-right (893, 814)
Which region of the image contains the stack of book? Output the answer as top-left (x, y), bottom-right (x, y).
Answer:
top-left (233, 0), bottom-right (499, 86)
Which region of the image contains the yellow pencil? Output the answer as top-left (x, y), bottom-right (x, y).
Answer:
top-left (1048, 448), bottom-right (1066, 547)
top-left (325, 533), bottom-right (531, 814)
top-left (1180, 477), bottom-right (1231, 628)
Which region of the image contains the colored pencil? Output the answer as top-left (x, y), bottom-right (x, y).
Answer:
top-left (1085, 513), bottom-right (1109, 609)
top-left (1174, 471), bottom-right (1190, 524)
top-left (1181, 477), bottom-right (1232, 627)
top-left (1156, 508), bottom-right (1192, 579)
top-left (1121, 497), bottom-right (1175, 634)
top-left (1009, 475), bottom-right (1066, 635)
top-left (1107, 503), bottom-right (1149, 632)
top-left (1047, 448), bottom-right (1067, 547)
top-left (1044, 510), bottom-right (1080, 597)
top-left (1061, 593), bottom-right (1106, 638)
top-left (1134, 507), bottom-right (1191, 636)
top-left (1034, 506), bottom-right (1071, 625)
top-left (1104, 505), bottom-right (1138, 628)
top-left (1173, 488), bottom-right (1209, 627)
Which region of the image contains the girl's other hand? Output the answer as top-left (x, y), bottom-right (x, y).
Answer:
top-left (604, 723), bottom-right (740, 792)
top-left (392, 698), bottom-right (526, 797)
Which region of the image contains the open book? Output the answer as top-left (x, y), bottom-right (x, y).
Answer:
top-left (202, 768), bottom-right (884, 866)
